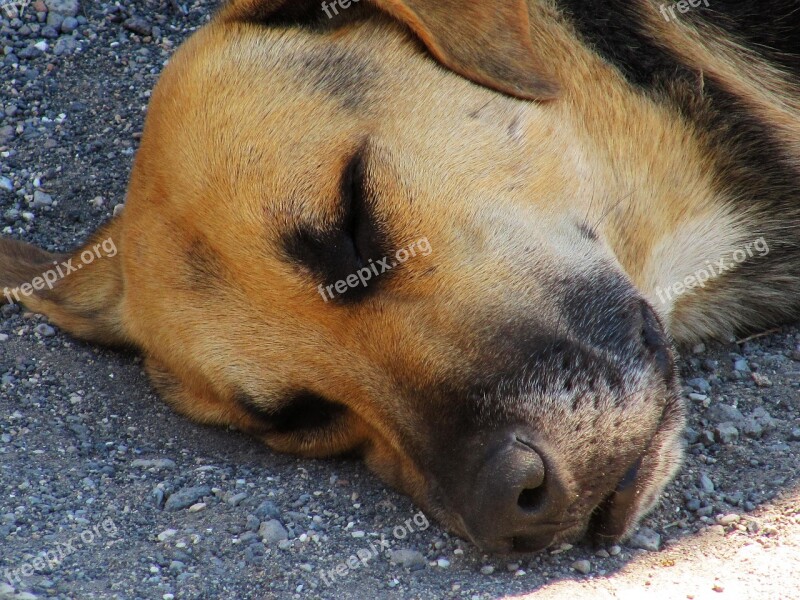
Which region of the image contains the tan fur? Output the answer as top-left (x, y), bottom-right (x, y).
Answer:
top-left (1, 0), bottom-right (797, 550)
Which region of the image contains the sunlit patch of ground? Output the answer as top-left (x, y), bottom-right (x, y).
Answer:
top-left (509, 488), bottom-right (800, 600)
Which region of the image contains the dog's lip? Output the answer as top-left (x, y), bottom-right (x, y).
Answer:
top-left (460, 513), bottom-right (585, 553)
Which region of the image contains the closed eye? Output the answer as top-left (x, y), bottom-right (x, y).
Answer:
top-left (340, 152), bottom-right (368, 269)
top-left (281, 147), bottom-right (391, 301)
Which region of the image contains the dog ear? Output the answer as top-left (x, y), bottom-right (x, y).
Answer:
top-left (371, 0), bottom-right (559, 100)
top-left (219, 0), bottom-right (559, 101)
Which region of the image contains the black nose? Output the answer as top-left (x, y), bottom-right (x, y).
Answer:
top-left (461, 428), bottom-right (571, 552)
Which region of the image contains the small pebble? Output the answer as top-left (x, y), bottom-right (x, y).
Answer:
top-left (751, 372), bottom-right (773, 387)
top-left (389, 549), bottom-right (426, 570)
top-left (627, 527), bottom-right (661, 552)
top-left (714, 422), bottom-right (740, 444)
top-left (226, 492), bottom-right (248, 507)
top-left (571, 559), bottom-right (591, 574)
top-left (733, 359), bottom-right (750, 372)
top-left (35, 323), bottom-right (56, 337)
top-left (699, 473), bottom-right (715, 494)
top-left (157, 529), bottom-right (177, 542)
top-left (708, 525), bottom-right (726, 536)
top-left (259, 519), bottom-right (289, 544)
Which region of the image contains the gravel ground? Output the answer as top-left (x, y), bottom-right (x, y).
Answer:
top-left (1, 1), bottom-right (799, 599)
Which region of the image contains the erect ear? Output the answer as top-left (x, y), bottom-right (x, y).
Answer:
top-left (219, 0), bottom-right (560, 101)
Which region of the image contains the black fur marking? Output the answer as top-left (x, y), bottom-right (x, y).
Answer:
top-left (282, 150), bottom-right (392, 304)
top-left (687, 1), bottom-right (800, 79)
top-left (232, 0), bottom-right (373, 28)
top-left (235, 390), bottom-right (348, 434)
top-left (556, 0), bottom-right (800, 326)
top-left (556, 0), bottom-right (697, 91)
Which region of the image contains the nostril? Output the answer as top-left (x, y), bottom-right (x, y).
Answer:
top-left (511, 435), bottom-right (548, 512)
top-left (518, 485), bottom-right (547, 512)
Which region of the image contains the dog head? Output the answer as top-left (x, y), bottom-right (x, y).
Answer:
top-left (4, 0), bottom-right (686, 552)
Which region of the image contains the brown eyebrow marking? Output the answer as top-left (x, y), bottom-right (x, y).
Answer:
top-left (291, 47), bottom-right (380, 111)
top-left (180, 236), bottom-right (227, 293)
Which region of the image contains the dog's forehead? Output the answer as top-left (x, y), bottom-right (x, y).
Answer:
top-left (194, 18), bottom-right (531, 129)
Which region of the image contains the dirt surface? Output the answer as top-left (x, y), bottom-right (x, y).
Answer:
top-left (1, 1), bottom-right (799, 599)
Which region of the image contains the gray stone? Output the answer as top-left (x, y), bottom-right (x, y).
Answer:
top-left (258, 519), bottom-right (288, 544)
top-left (697, 505), bottom-right (714, 517)
top-left (35, 323), bottom-right (55, 337)
top-left (32, 190), bottom-right (52, 207)
top-left (245, 514), bottom-right (260, 532)
top-left (169, 560), bottom-right (185, 574)
top-left (226, 492), bottom-right (248, 507)
top-left (54, 36), bottom-right (79, 56)
top-left (18, 45), bottom-right (43, 59)
top-left (45, 0), bottom-right (79, 17)
top-left (571, 559), bottom-right (592, 574)
top-left (627, 527), bottom-right (661, 551)
top-left (389, 549), bottom-right (426, 570)
top-left (733, 358), bottom-right (750, 372)
top-left (0, 125), bottom-right (13, 144)
top-left (123, 16), bottom-right (152, 36)
top-left (254, 500), bottom-right (280, 520)
top-left (742, 417), bottom-right (764, 439)
top-left (686, 377), bottom-right (711, 393)
top-left (707, 403), bottom-right (745, 424)
top-left (41, 25), bottom-right (59, 38)
top-left (683, 427), bottom-right (701, 444)
top-left (789, 428), bottom-right (800, 442)
top-left (701, 429), bottom-right (716, 445)
top-left (60, 15), bottom-right (78, 33)
top-left (0, 176), bottom-right (12, 192)
top-left (714, 422), bottom-right (739, 444)
top-left (751, 407), bottom-right (777, 432)
top-left (46, 11), bottom-right (65, 28)
top-left (131, 458), bottom-right (176, 470)
top-left (165, 485), bottom-right (211, 510)
top-left (699, 473), bottom-right (715, 494)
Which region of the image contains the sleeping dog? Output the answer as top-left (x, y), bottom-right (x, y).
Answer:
top-left (2, 0), bottom-right (798, 552)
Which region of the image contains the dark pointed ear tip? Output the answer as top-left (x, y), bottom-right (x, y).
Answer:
top-left (481, 75), bottom-right (560, 102)
top-left (514, 79), bottom-right (561, 102)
